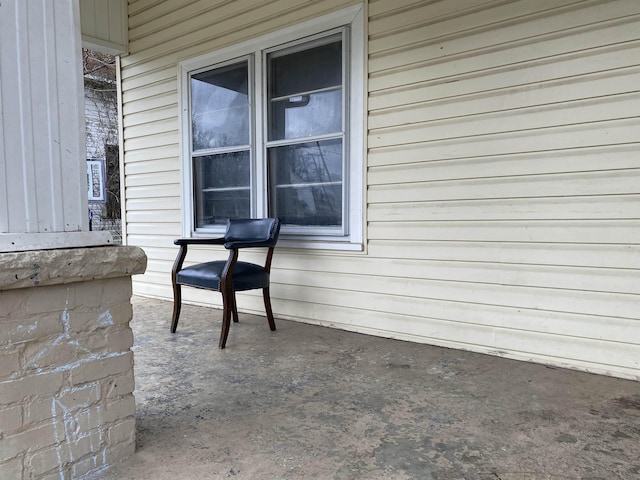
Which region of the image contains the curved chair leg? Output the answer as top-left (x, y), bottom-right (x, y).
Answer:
top-left (219, 290), bottom-right (233, 349)
top-left (231, 290), bottom-right (239, 323)
top-left (171, 284), bottom-right (182, 333)
top-left (263, 287), bottom-right (276, 331)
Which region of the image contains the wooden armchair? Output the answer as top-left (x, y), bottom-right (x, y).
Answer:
top-left (171, 218), bottom-right (281, 348)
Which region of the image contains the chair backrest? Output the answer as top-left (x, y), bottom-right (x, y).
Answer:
top-left (224, 218), bottom-right (281, 247)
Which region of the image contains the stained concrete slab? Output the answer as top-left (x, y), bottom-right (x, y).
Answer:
top-left (93, 296), bottom-right (640, 479)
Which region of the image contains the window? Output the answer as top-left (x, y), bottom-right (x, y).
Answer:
top-left (180, 6), bottom-right (364, 249)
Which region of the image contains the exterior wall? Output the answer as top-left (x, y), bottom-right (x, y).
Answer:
top-left (121, 0), bottom-right (640, 379)
top-left (0, 246), bottom-right (147, 479)
top-left (85, 81), bottom-right (122, 242)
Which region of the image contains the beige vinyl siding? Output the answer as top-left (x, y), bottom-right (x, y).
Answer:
top-left (122, 0), bottom-right (640, 380)
top-left (366, 0), bottom-right (639, 379)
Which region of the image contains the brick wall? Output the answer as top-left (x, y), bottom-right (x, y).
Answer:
top-left (0, 246), bottom-right (146, 479)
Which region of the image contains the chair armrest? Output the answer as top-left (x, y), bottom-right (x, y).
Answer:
top-left (224, 239), bottom-right (273, 249)
top-left (174, 237), bottom-right (226, 246)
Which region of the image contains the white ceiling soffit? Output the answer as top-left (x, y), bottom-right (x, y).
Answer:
top-left (80, 0), bottom-right (128, 55)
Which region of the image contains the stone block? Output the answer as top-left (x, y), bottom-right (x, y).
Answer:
top-left (21, 341), bottom-right (78, 374)
top-left (26, 445), bottom-right (70, 477)
top-left (104, 373), bottom-right (135, 400)
top-left (56, 384), bottom-right (101, 412)
top-left (105, 327), bottom-right (135, 352)
top-left (67, 301), bottom-right (132, 334)
top-left (0, 404), bottom-right (23, 433)
top-left (0, 422), bottom-right (59, 463)
top-left (69, 352), bottom-right (132, 386)
top-left (0, 371), bottom-right (64, 405)
top-left (108, 417), bottom-right (136, 445)
top-left (0, 457), bottom-right (23, 480)
top-left (71, 453), bottom-right (105, 479)
top-left (102, 394), bottom-right (135, 424)
top-left (0, 348), bottom-right (21, 378)
top-left (0, 313), bottom-right (63, 346)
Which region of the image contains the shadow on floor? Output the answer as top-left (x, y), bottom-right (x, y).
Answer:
top-left (97, 296), bottom-right (640, 479)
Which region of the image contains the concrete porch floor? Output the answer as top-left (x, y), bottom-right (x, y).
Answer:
top-left (96, 296), bottom-right (640, 479)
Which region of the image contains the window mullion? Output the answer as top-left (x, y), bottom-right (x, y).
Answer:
top-left (253, 50), bottom-right (267, 218)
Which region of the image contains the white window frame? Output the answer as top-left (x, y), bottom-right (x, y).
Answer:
top-left (178, 5), bottom-right (364, 250)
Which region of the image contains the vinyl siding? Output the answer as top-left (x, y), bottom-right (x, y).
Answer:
top-left (122, 0), bottom-right (640, 380)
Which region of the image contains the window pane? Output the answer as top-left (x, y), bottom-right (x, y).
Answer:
top-left (268, 36), bottom-right (343, 141)
top-left (269, 39), bottom-right (342, 98)
top-left (269, 89), bottom-right (342, 140)
top-left (191, 62), bottom-right (249, 150)
top-left (268, 139), bottom-right (342, 227)
top-left (194, 152), bottom-right (250, 227)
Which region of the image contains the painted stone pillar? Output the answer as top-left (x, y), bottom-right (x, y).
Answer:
top-left (0, 246), bottom-right (146, 479)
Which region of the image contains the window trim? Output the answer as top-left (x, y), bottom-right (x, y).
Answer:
top-left (178, 5), bottom-right (364, 250)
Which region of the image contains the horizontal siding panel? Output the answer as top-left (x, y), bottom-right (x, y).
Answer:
top-left (125, 183), bottom-right (181, 199)
top-left (125, 145), bottom-right (179, 163)
top-left (274, 254), bottom-right (639, 295)
top-left (368, 195), bottom-right (640, 222)
top-left (369, 68), bottom-right (640, 130)
top-left (274, 271), bottom-right (639, 319)
top-left (126, 209), bottom-right (182, 224)
top-left (124, 105), bottom-right (178, 128)
top-left (368, 170), bottom-right (640, 203)
top-left (123, 0), bottom-right (354, 76)
top-left (123, 130), bottom-right (179, 151)
top-left (126, 196), bottom-right (181, 211)
top-left (370, 53), bottom-right (640, 112)
top-left (273, 300), bottom-right (640, 377)
top-left (122, 93), bottom-right (177, 119)
top-left (127, 234), bottom-right (179, 248)
top-left (367, 240), bottom-right (640, 270)
top-left (368, 220), bottom-right (640, 244)
top-left (369, 17), bottom-right (639, 82)
top-left (125, 170), bottom-right (180, 187)
top-left (123, 118), bottom-right (178, 140)
top-left (368, 145), bottom-right (640, 181)
top-left (126, 222), bottom-right (182, 235)
top-left (121, 78), bottom-right (176, 104)
top-left (368, 0), bottom-right (504, 37)
top-left (125, 159), bottom-right (178, 176)
top-left (369, 93), bottom-right (640, 149)
top-left (369, 1), bottom-right (640, 58)
top-left (368, 119), bottom-right (639, 162)
top-left (274, 279), bottom-right (640, 343)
